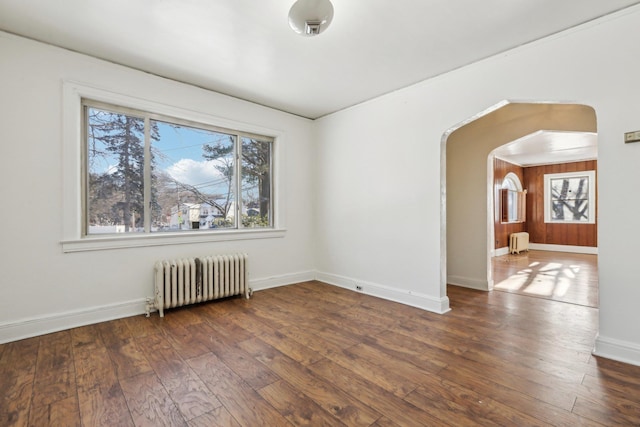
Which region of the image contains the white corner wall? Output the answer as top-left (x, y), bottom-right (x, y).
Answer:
top-left (0, 32), bottom-right (315, 343)
top-left (315, 6), bottom-right (640, 365)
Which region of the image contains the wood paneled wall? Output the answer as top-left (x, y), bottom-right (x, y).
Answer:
top-left (494, 158), bottom-right (526, 249)
top-left (523, 161), bottom-right (597, 247)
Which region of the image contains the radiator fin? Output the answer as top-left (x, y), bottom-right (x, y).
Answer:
top-left (154, 253), bottom-right (249, 317)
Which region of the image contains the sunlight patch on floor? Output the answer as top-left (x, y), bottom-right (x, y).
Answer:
top-left (494, 273), bottom-right (530, 291)
top-left (539, 262), bottom-right (562, 272)
top-left (522, 276), bottom-right (572, 297)
top-left (564, 267), bottom-right (577, 279)
top-left (494, 261), bottom-right (579, 297)
top-left (491, 251), bottom-right (597, 308)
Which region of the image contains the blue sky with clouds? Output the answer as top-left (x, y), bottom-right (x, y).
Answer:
top-left (153, 121), bottom-right (232, 192)
top-left (89, 116), bottom-right (232, 194)
top-left (87, 108), bottom-right (244, 201)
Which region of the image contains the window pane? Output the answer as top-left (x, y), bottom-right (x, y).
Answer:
top-left (550, 176), bottom-right (589, 221)
top-left (151, 120), bottom-right (236, 231)
top-left (241, 137), bottom-right (272, 228)
top-left (87, 107), bottom-right (145, 234)
top-left (507, 191), bottom-right (517, 222)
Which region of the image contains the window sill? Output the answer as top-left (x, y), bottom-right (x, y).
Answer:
top-left (543, 221), bottom-right (595, 225)
top-left (61, 228), bottom-right (286, 253)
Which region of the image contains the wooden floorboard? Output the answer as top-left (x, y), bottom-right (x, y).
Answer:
top-left (2, 278), bottom-right (640, 426)
top-left (492, 250), bottom-right (598, 307)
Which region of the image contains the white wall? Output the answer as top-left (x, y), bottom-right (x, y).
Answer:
top-left (315, 6), bottom-right (640, 365)
top-left (0, 32), bottom-right (315, 343)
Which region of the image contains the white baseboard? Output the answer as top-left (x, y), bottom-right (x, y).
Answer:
top-left (529, 243), bottom-right (598, 255)
top-left (0, 270), bottom-right (315, 344)
top-left (0, 298), bottom-right (148, 344)
top-left (315, 271), bottom-right (450, 314)
top-left (250, 270), bottom-right (315, 292)
top-left (493, 247), bottom-right (510, 257)
top-left (593, 334), bottom-right (640, 367)
top-left (0, 270), bottom-right (453, 343)
top-left (447, 275), bottom-right (489, 291)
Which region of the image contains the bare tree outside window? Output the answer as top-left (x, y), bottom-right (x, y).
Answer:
top-left (550, 177), bottom-right (589, 221)
top-left (203, 137), bottom-right (272, 228)
top-left (152, 121), bottom-right (236, 231)
top-left (544, 171), bottom-right (595, 224)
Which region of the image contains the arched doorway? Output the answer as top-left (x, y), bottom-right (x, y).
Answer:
top-left (442, 101), bottom-right (597, 294)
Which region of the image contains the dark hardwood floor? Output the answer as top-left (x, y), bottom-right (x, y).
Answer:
top-left (1, 280), bottom-right (639, 426)
top-left (492, 250), bottom-right (598, 308)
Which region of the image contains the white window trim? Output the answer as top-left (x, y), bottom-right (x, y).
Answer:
top-left (62, 80), bottom-right (286, 252)
top-left (502, 172), bottom-right (523, 192)
top-left (543, 170), bottom-right (595, 224)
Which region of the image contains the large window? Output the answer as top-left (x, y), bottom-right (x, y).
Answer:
top-left (84, 100), bottom-right (273, 236)
top-left (543, 171), bottom-right (595, 224)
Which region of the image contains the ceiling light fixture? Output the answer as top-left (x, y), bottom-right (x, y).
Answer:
top-left (288, 0), bottom-right (334, 36)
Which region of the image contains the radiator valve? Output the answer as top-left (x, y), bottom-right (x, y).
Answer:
top-left (144, 297), bottom-right (155, 317)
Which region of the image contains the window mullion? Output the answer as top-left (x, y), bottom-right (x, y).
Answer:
top-left (236, 134), bottom-right (242, 229)
top-left (143, 116), bottom-right (151, 233)
top-left (81, 106), bottom-right (89, 236)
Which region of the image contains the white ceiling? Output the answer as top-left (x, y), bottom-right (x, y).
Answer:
top-left (493, 131), bottom-right (598, 167)
top-left (1, 0), bottom-right (639, 119)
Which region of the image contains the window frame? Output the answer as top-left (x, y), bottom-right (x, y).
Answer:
top-left (62, 81), bottom-right (285, 253)
top-left (543, 170), bottom-right (596, 224)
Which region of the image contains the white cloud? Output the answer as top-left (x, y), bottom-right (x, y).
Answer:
top-left (166, 159), bottom-right (224, 187)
